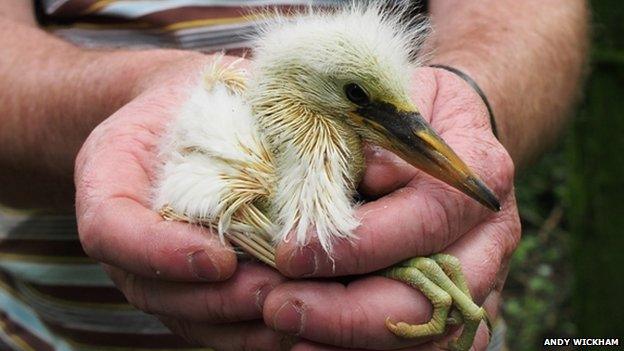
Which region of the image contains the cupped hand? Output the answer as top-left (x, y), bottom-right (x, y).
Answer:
top-left (74, 52), bottom-right (290, 350)
top-left (265, 67), bottom-right (521, 350)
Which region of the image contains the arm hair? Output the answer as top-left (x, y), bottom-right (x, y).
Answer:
top-left (429, 0), bottom-right (590, 170)
top-left (0, 1), bottom-right (202, 208)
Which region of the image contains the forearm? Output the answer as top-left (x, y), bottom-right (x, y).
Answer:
top-left (429, 0), bottom-right (589, 170)
top-left (0, 13), bottom-right (202, 208)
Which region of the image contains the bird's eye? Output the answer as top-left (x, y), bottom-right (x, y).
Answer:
top-left (344, 83), bottom-right (370, 106)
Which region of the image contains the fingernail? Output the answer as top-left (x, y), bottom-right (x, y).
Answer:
top-left (286, 247), bottom-right (317, 277)
top-left (272, 300), bottom-right (305, 335)
top-left (188, 250), bottom-right (220, 280)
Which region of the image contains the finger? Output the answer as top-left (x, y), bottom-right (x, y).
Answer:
top-left (74, 99), bottom-right (239, 281)
top-left (81, 196), bottom-right (237, 281)
top-left (434, 323), bottom-right (491, 351)
top-left (443, 192), bottom-right (520, 300)
top-left (264, 277), bottom-right (431, 349)
top-left (359, 144), bottom-right (417, 198)
top-left (161, 318), bottom-right (295, 351)
top-left (291, 326), bottom-right (491, 351)
top-left (292, 342), bottom-right (364, 351)
top-left (105, 261), bottom-right (286, 322)
top-left (265, 205), bottom-right (519, 349)
top-left (291, 339), bottom-right (444, 351)
top-left (277, 147), bottom-right (515, 277)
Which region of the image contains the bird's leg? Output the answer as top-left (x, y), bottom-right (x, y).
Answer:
top-left (428, 254), bottom-right (490, 350)
top-left (383, 266), bottom-right (452, 339)
top-left (382, 255), bottom-right (486, 351)
top-left (430, 254), bottom-right (471, 298)
top-left (431, 254), bottom-right (469, 327)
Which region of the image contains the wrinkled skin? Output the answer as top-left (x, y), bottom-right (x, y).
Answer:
top-left (76, 56), bottom-right (291, 350)
top-left (75, 57), bottom-right (520, 351)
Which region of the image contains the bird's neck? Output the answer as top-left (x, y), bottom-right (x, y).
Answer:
top-left (251, 94), bottom-right (365, 252)
top-left (253, 95), bottom-right (365, 187)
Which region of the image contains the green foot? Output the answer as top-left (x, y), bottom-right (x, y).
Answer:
top-left (381, 254), bottom-right (487, 351)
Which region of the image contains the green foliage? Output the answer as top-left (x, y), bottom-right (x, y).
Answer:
top-left (566, 48), bottom-right (624, 340)
top-left (502, 1), bottom-right (624, 348)
top-left (504, 151), bottom-right (576, 350)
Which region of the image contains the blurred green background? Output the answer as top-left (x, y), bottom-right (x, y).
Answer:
top-left (502, 1), bottom-right (624, 349)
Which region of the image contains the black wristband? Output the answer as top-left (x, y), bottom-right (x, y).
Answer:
top-left (430, 64), bottom-right (499, 139)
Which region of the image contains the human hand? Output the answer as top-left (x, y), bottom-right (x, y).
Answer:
top-left (74, 52), bottom-right (290, 350)
top-left (264, 67), bottom-right (521, 350)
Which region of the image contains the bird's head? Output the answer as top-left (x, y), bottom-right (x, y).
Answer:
top-left (250, 3), bottom-right (500, 212)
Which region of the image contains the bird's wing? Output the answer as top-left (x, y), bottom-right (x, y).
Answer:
top-left (154, 62), bottom-right (277, 266)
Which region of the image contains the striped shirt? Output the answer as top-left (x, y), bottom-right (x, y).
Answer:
top-left (35, 0), bottom-right (346, 53)
top-left (1, 1), bottom-right (425, 350)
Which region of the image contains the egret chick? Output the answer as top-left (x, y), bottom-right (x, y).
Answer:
top-left (155, 3), bottom-right (500, 350)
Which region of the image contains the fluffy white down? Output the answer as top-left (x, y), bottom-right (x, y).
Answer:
top-left (155, 2), bottom-right (428, 253)
top-left (153, 81), bottom-right (264, 237)
top-left (268, 114), bottom-right (360, 253)
top-left (249, 2), bottom-right (428, 252)
top-left (252, 1), bottom-right (428, 89)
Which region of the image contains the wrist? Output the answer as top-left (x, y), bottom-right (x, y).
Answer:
top-left (79, 49), bottom-right (209, 114)
top-left (121, 49), bottom-right (210, 99)
top-left (0, 47), bottom-right (209, 209)
top-left (429, 64), bottom-right (498, 139)
top-left (430, 53), bottom-right (506, 136)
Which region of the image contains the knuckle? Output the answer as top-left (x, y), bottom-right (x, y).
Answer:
top-left (489, 198), bottom-right (522, 262)
top-left (78, 225), bottom-right (99, 259)
top-left (77, 198), bottom-right (115, 263)
top-left (202, 286), bottom-right (230, 322)
top-left (410, 186), bottom-right (454, 254)
top-left (349, 237), bottom-right (372, 274)
top-left (77, 209), bottom-right (104, 261)
top-left (141, 231), bottom-right (161, 277)
top-left (74, 128), bottom-right (105, 184)
top-left (502, 206), bottom-right (522, 258)
top-left (336, 304), bottom-right (369, 348)
top-left (467, 247), bottom-right (501, 300)
top-left (429, 187), bottom-right (462, 243)
top-left (489, 149), bottom-right (515, 195)
top-left (475, 212), bottom-right (521, 299)
top-left (122, 273), bottom-right (153, 314)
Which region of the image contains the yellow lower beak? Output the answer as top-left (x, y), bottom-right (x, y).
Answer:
top-left (355, 102), bottom-right (501, 212)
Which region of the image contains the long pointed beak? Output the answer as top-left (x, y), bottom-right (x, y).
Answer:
top-left (356, 102), bottom-right (501, 212)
